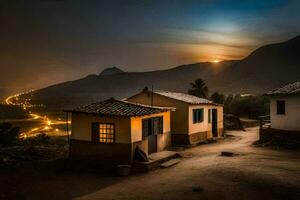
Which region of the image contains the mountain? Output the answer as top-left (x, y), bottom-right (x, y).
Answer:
top-left (99, 67), bottom-right (124, 76)
top-left (221, 35), bottom-right (300, 93)
top-left (21, 35), bottom-right (300, 110)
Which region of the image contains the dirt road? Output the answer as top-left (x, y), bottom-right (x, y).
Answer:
top-left (78, 127), bottom-right (300, 200)
top-left (2, 127), bottom-right (300, 200)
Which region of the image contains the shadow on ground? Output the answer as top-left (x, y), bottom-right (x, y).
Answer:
top-left (0, 159), bottom-right (124, 200)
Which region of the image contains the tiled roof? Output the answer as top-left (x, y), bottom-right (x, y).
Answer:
top-left (66, 98), bottom-right (174, 117)
top-left (267, 81), bottom-right (300, 95)
top-left (154, 91), bottom-right (215, 105)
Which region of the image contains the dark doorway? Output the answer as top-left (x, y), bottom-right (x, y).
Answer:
top-left (142, 118), bottom-right (157, 154)
top-left (148, 133), bottom-right (157, 154)
top-left (212, 109), bottom-right (218, 137)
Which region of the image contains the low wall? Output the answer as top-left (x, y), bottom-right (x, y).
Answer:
top-left (240, 119), bottom-right (259, 128)
top-left (259, 128), bottom-right (300, 149)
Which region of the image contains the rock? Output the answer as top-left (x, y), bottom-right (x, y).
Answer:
top-left (160, 158), bottom-right (181, 168)
top-left (3, 157), bottom-right (9, 163)
top-left (192, 186), bottom-right (204, 192)
top-left (221, 151), bottom-right (239, 157)
top-left (134, 145), bottom-right (149, 162)
top-left (224, 114), bottom-right (244, 130)
top-left (117, 165), bottom-right (131, 176)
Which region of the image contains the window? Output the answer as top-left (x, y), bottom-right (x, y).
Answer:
top-left (193, 108), bottom-right (204, 123)
top-left (92, 123), bottom-right (115, 143)
top-left (208, 109), bottom-right (211, 123)
top-left (153, 116), bottom-right (163, 135)
top-left (142, 119), bottom-right (149, 138)
top-left (276, 100), bottom-right (285, 115)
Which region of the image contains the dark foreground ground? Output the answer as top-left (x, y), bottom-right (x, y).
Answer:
top-left (1, 127), bottom-right (300, 200)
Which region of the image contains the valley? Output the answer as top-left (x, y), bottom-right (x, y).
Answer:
top-left (3, 92), bottom-right (69, 139)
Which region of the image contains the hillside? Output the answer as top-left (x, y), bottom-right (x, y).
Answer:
top-left (0, 105), bottom-right (29, 120)
top-left (221, 35), bottom-right (300, 92)
top-left (20, 35), bottom-right (300, 110)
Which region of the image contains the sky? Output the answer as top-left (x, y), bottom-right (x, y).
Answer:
top-left (0, 0), bottom-right (300, 93)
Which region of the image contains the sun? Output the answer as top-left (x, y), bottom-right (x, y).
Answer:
top-left (213, 59), bottom-right (220, 63)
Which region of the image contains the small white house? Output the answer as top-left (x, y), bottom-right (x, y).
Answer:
top-left (267, 81), bottom-right (300, 132)
top-left (126, 89), bottom-right (223, 146)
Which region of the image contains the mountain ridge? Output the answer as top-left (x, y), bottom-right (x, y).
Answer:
top-left (22, 35), bottom-right (300, 110)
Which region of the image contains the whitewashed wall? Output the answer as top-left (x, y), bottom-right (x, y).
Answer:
top-left (188, 105), bottom-right (223, 137)
top-left (270, 95), bottom-right (300, 131)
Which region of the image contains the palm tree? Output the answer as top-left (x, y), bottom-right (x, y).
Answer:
top-left (188, 78), bottom-right (209, 98)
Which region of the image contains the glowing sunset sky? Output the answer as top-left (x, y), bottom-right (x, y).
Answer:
top-left (0, 0), bottom-right (300, 92)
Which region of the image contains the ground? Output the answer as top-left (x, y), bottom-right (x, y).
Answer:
top-left (1, 127), bottom-right (300, 200)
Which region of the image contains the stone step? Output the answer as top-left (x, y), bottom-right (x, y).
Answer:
top-left (160, 158), bottom-right (181, 168)
top-left (148, 150), bottom-right (178, 162)
top-left (133, 151), bottom-right (180, 172)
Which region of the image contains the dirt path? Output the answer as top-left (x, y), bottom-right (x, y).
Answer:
top-left (2, 127), bottom-right (299, 200)
top-left (78, 127), bottom-right (300, 200)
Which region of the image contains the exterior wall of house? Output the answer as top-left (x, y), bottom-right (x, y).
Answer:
top-left (188, 105), bottom-right (210, 144)
top-left (70, 112), bottom-right (133, 165)
top-left (130, 111), bottom-right (171, 154)
top-left (188, 105), bottom-right (210, 134)
top-left (127, 91), bottom-right (224, 146)
top-left (270, 95), bottom-right (300, 131)
top-left (69, 140), bottom-right (133, 165)
top-left (126, 91), bottom-right (189, 135)
top-left (213, 105), bottom-right (224, 137)
top-left (71, 112), bottom-right (131, 142)
top-left (188, 105), bottom-right (223, 144)
top-left (130, 111), bottom-right (171, 142)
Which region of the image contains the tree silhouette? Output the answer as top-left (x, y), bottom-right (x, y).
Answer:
top-left (210, 92), bottom-right (225, 104)
top-left (0, 123), bottom-right (20, 146)
top-left (188, 78), bottom-right (209, 98)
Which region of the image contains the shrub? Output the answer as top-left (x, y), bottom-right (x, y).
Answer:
top-left (24, 133), bottom-right (51, 145)
top-left (0, 123), bottom-right (20, 146)
top-left (224, 94), bottom-right (270, 119)
top-left (35, 133), bottom-right (50, 144)
top-left (0, 104), bottom-right (29, 120)
top-left (210, 92), bottom-right (225, 104)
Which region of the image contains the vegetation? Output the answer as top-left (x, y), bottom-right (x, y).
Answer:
top-left (188, 78), bottom-right (270, 119)
top-left (0, 123), bottom-right (20, 146)
top-left (210, 92), bottom-right (225, 104)
top-left (24, 133), bottom-right (51, 145)
top-left (188, 78), bottom-right (209, 98)
top-left (224, 94), bottom-right (270, 119)
top-left (224, 114), bottom-right (244, 130)
top-left (0, 104), bottom-right (29, 120)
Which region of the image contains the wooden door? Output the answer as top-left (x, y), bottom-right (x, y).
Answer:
top-left (212, 109), bottom-right (218, 137)
top-left (143, 118), bottom-right (157, 154)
